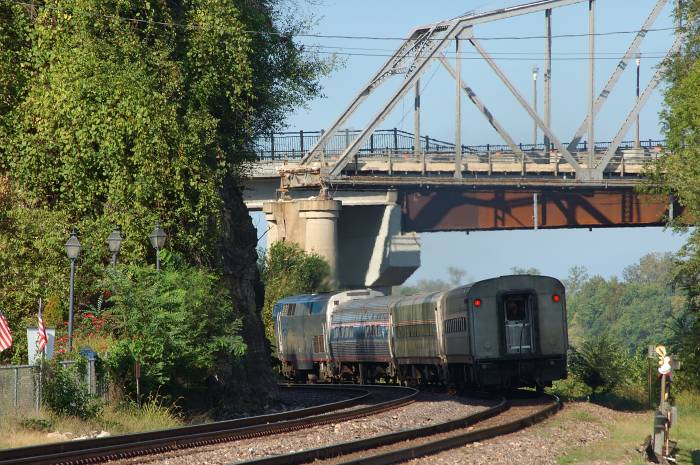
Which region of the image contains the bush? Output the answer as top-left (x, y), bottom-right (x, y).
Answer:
top-left (20, 417), bottom-right (54, 432)
top-left (41, 359), bottom-right (102, 419)
top-left (548, 374), bottom-right (593, 400)
top-left (104, 252), bottom-right (246, 404)
top-left (260, 242), bottom-right (330, 345)
top-left (569, 334), bottom-right (629, 396)
top-left (668, 311), bottom-right (700, 392)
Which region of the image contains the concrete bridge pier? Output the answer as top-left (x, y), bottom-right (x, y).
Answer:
top-left (263, 198), bottom-right (341, 279)
top-left (262, 193), bottom-right (420, 291)
top-left (299, 198), bottom-right (341, 274)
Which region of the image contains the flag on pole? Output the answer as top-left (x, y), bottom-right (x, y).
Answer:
top-left (37, 298), bottom-right (47, 354)
top-left (0, 309), bottom-right (12, 353)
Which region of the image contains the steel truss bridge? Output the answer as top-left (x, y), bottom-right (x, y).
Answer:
top-left (247, 0), bottom-right (683, 232)
top-left (253, 129), bottom-right (665, 179)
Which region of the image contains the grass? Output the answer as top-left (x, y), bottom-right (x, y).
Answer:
top-left (674, 391), bottom-right (700, 465)
top-left (555, 390), bottom-right (700, 465)
top-left (0, 396), bottom-right (182, 450)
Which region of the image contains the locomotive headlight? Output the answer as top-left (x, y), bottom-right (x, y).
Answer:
top-left (552, 294), bottom-right (561, 303)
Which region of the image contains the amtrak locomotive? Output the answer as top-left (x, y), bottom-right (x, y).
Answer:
top-left (273, 275), bottom-right (568, 389)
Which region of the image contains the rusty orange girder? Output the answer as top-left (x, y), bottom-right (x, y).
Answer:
top-left (400, 187), bottom-right (677, 232)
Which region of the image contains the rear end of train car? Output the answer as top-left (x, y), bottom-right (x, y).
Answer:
top-left (442, 275), bottom-right (568, 390)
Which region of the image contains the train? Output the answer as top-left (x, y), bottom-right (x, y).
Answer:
top-left (272, 275), bottom-right (568, 390)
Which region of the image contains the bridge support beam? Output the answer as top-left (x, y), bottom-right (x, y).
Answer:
top-left (400, 187), bottom-right (677, 232)
top-left (263, 194), bottom-right (420, 290)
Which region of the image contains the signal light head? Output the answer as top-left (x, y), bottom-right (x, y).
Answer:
top-left (552, 294), bottom-right (561, 303)
top-left (473, 298), bottom-right (482, 308)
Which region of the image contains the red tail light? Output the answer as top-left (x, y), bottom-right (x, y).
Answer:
top-left (473, 298), bottom-right (482, 308)
top-left (552, 294), bottom-right (561, 303)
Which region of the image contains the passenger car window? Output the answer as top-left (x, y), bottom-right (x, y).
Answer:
top-left (505, 298), bottom-right (527, 321)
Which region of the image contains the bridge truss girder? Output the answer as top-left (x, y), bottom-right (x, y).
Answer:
top-left (295, 0), bottom-right (681, 184)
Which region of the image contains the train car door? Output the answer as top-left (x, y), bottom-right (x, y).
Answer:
top-left (503, 293), bottom-right (535, 355)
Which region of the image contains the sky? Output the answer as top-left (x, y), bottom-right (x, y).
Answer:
top-left (250, 0), bottom-right (690, 284)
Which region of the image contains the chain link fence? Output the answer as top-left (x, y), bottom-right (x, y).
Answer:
top-left (0, 365), bottom-right (40, 412)
top-left (0, 359), bottom-right (101, 413)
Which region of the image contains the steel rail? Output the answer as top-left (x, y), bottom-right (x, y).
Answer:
top-left (333, 394), bottom-right (560, 465)
top-left (0, 384), bottom-right (417, 465)
top-left (232, 393), bottom-right (559, 465)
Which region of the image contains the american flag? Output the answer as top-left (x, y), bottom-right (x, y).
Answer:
top-left (37, 298), bottom-right (47, 354)
top-left (0, 309), bottom-right (12, 353)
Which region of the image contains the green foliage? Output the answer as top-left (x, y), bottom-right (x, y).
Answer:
top-left (510, 266), bottom-right (541, 275)
top-left (563, 265), bottom-right (589, 296)
top-left (260, 242), bottom-right (330, 344)
top-left (644, 0), bottom-right (700, 393)
top-left (548, 374), bottom-right (593, 400)
top-left (19, 417), bottom-right (55, 432)
top-left (0, 0), bottom-right (332, 380)
top-left (667, 310), bottom-right (700, 391)
top-left (0, 0), bottom-right (332, 260)
top-left (394, 267), bottom-right (470, 296)
top-left (103, 252), bottom-right (246, 402)
top-left (42, 359), bottom-right (102, 419)
top-left (569, 334), bottom-right (630, 395)
top-left (565, 254), bottom-right (684, 352)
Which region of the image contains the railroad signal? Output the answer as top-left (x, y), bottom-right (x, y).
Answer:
top-left (655, 344), bottom-right (667, 360)
top-left (649, 344), bottom-right (681, 462)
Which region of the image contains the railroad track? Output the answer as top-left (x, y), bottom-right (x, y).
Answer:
top-left (0, 384), bottom-right (417, 465)
top-left (235, 391), bottom-right (559, 465)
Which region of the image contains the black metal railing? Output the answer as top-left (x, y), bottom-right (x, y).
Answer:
top-left (253, 128), bottom-right (665, 161)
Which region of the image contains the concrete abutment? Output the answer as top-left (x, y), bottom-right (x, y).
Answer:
top-left (262, 194), bottom-right (420, 291)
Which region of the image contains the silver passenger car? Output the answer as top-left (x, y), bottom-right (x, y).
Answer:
top-left (275, 275), bottom-right (568, 389)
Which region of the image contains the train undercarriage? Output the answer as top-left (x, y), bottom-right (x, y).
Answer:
top-left (280, 356), bottom-right (566, 390)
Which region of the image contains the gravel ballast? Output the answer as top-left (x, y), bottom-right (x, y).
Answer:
top-left (107, 392), bottom-right (492, 465)
top-left (404, 402), bottom-right (646, 465)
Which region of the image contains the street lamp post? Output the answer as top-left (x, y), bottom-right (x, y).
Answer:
top-left (532, 65), bottom-right (539, 148)
top-left (106, 226), bottom-right (123, 267)
top-left (64, 229), bottom-right (81, 353)
top-left (149, 222), bottom-right (167, 271)
top-left (635, 53), bottom-right (641, 149)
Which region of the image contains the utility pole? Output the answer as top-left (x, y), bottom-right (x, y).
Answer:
top-left (544, 9), bottom-right (552, 151)
top-left (635, 54), bottom-right (641, 149)
top-left (588, 0), bottom-right (596, 170)
top-left (532, 65), bottom-right (539, 147)
top-left (454, 35), bottom-right (462, 179)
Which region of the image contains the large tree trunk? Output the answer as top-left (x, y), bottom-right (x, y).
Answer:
top-left (214, 175), bottom-right (277, 410)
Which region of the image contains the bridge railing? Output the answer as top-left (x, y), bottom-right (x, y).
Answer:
top-left (253, 129), bottom-right (665, 164)
top-left (255, 128), bottom-right (470, 160)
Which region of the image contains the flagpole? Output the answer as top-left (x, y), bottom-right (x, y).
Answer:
top-left (39, 298), bottom-right (45, 358)
top-left (38, 298), bottom-right (44, 412)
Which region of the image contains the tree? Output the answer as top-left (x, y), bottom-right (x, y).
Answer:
top-left (644, 1), bottom-right (700, 389)
top-left (447, 266), bottom-right (467, 286)
top-left (0, 0), bottom-right (332, 407)
top-left (394, 267), bottom-right (469, 296)
top-left (564, 265), bottom-right (589, 296)
top-left (260, 242), bottom-right (330, 345)
top-left (510, 266), bottom-right (541, 275)
top-left (565, 254), bottom-right (683, 353)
